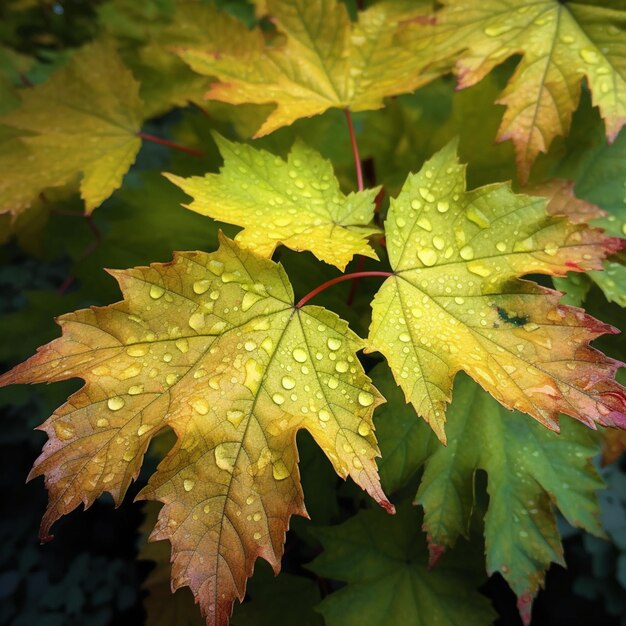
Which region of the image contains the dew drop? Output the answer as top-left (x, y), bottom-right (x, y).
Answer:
top-left (242, 292), bottom-right (263, 311)
top-left (188, 311), bottom-right (205, 331)
top-left (244, 358), bottom-right (263, 394)
top-left (192, 399), bottom-right (209, 415)
top-left (215, 442), bottom-right (238, 472)
top-left (221, 271), bottom-right (241, 283)
top-left (183, 479), bottom-right (195, 492)
top-left (358, 390), bottom-right (374, 406)
top-left (137, 424), bottom-right (151, 436)
top-left (108, 397), bottom-right (125, 411)
top-left (335, 361), bottom-right (349, 373)
top-left (175, 338), bottom-right (189, 353)
top-left (318, 409), bottom-right (331, 422)
top-left (417, 248), bottom-right (438, 267)
top-left (292, 348), bottom-right (307, 363)
top-left (579, 47), bottom-right (599, 64)
top-left (272, 393), bottom-right (285, 405)
top-left (466, 206), bottom-right (490, 228)
top-left (459, 245), bottom-right (475, 261)
top-left (127, 345), bottom-right (149, 357)
top-left (150, 285), bottom-right (165, 299)
top-left (260, 337), bottom-right (274, 354)
top-left (467, 261), bottom-right (492, 277)
top-left (437, 200), bottom-right (449, 213)
top-left (484, 23), bottom-right (512, 37)
top-left (208, 260), bottom-right (224, 275)
top-left (227, 410), bottom-right (245, 428)
top-left (281, 376), bottom-right (296, 390)
top-left (417, 216), bottom-right (432, 231)
top-left (272, 460), bottom-right (289, 480)
top-left (327, 337), bottom-right (342, 351)
top-left (193, 279), bottom-right (212, 295)
top-left (358, 421), bottom-right (371, 436)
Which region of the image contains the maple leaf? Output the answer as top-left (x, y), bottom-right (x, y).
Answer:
top-left (308, 502), bottom-right (496, 626)
top-left (411, 0), bottom-right (626, 181)
top-left (0, 234), bottom-right (392, 626)
top-left (178, 0), bottom-right (438, 136)
top-left (0, 39), bottom-right (143, 218)
top-left (373, 364), bottom-right (604, 625)
top-left (166, 135), bottom-right (380, 270)
top-left (367, 141), bottom-right (626, 442)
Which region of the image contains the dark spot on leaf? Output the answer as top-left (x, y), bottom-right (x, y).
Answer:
top-left (496, 307), bottom-right (529, 327)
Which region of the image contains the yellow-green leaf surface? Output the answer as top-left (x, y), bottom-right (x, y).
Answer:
top-left (167, 135), bottom-right (379, 270)
top-left (178, 0), bottom-right (437, 136)
top-left (411, 0), bottom-right (626, 181)
top-left (0, 39), bottom-right (143, 217)
top-left (0, 235), bottom-right (391, 626)
top-left (368, 142), bottom-right (626, 442)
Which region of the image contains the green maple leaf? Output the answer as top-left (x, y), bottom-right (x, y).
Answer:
top-left (367, 141), bottom-right (626, 442)
top-left (0, 39), bottom-right (143, 218)
top-left (308, 502), bottom-right (496, 626)
top-left (167, 135), bottom-right (380, 270)
top-left (409, 0), bottom-right (626, 181)
top-left (178, 0), bottom-right (438, 136)
top-left (373, 364), bottom-right (604, 624)
top-left (0, 234), bottom-right (392, 626)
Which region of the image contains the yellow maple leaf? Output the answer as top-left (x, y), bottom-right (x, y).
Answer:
top-left (166, 134), bottom-right (380, 270)
top-left (178, 0), bottom-right (437, 136)
top-left (367, 141), bottom-right (626, 442)
top-left (0, 39), bottom-right (143, 217)
top-left (406, 0), bottom-right (626, 181)
top-left (0, 234), bottom-right (391, 625)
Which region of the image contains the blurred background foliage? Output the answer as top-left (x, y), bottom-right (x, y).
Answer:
top-left (1, 0), bottom-right (625, 625)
